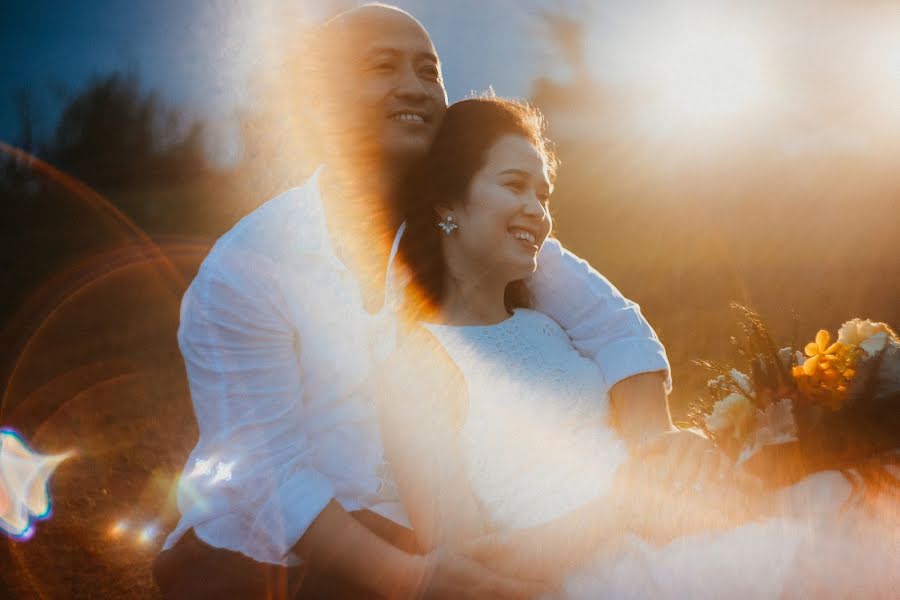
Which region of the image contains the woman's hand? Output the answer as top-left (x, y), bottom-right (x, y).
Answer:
top-left (615, 430), bottom-right (765, 541)
top-left (633, 429), bottom-right (752, 493)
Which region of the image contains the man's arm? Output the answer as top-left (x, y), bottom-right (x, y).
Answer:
top-left (462, 490), bottom-right (628, 586)
top-left (531, 238), bottom-right (672, 445)
top-left (177, 247), bottom-right (336, 562)
top-left (530, 240), bottom-right (747, 494)
top-left (180, 250), bottom-right (536, 599)
top-left (530, 237), bottom-right (671, 395)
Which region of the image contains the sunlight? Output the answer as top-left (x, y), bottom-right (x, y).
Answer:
top-left (641, 11), bottom-right (772, 130)
top-left (860, 15), bottom-right (900, 128)
top-left (651, 25), bottom-right (766, 121)
top-left (599, 4), bottom-right (777, 142)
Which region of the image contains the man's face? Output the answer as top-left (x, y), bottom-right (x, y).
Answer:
top-left (318, 10), bottom-right (449, 164)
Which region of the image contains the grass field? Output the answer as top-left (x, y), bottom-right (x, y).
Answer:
top-left (1, 150), bottom-right (897, 597)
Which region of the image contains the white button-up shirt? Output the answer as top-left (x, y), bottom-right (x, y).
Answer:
top-left (163, 167), bottom-right (671, 565)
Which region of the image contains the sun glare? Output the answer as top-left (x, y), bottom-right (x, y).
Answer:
top-left (641, 9), bottom-right (774, 132)
top-left (599, 5), bottom-right (777, 142)
top-left (651, 25), bottom-right (767, 122)
top-left (861, 16), bottom-right (900, 125)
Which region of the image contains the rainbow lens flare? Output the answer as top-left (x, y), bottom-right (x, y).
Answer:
top-left (0, 429), bottom-right (72, 540)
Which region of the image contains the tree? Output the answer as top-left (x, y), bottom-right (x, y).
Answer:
top-left (50, 70), bottom-right (207, 189)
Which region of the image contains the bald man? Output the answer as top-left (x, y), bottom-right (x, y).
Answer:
top-left (154, 4), bottom-right (680, 599)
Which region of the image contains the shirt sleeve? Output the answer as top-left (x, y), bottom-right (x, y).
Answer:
top-left (530, 237), bottom-right (672, 394)
top-left (175, 246), bottom-right (335, 563)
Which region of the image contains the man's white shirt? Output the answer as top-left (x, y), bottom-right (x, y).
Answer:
top-left (163, 167), bottom-right (671, 564)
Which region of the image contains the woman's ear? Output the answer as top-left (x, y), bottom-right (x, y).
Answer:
top-left (435, 204), bottom-right (454, 222)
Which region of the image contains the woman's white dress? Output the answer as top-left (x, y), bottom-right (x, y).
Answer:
top-left (422, 309), bottom-right (899, 599)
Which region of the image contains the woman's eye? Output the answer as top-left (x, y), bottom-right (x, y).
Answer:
top-left (504, 181), bottom-right (525, 193)
top-left (370, 62), bottom-right (394, 73)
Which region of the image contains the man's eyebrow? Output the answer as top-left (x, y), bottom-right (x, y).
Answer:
top-left (363, 47), bottom-right (439, 64)
top-left (419, 51), bottom-right (440, 65)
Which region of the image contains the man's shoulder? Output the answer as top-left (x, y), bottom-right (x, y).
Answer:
top-left (219, 187), bottom-right (320, 253)
top-left (203, 175), bottom-right (327, 274)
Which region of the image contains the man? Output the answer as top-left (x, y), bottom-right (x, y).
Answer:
top-left (153, 4), bottom-right (709, 599)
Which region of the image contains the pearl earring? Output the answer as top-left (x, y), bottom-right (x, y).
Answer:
top-left (437, 214), bottom-right (459, 235)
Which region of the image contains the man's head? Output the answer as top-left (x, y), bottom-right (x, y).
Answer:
top-left (306, 4), bottom-right (448, 169)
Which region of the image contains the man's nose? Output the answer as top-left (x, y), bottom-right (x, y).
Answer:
top-left (393, 63), bottom-right (428, 100)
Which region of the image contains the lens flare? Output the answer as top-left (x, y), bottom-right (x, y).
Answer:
top-left (187, 458), bottom-right (215, 479)
top-left (137, 523), bottom-right (158, 546)
top-left (108, 520), bottom-right (129, 538)
top-left (0, 429), bottom-right (72, 540)
top-left (211, 461), bottom-right (234, 484)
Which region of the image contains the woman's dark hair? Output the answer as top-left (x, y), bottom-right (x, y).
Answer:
top-left (397, 97), bottom-right (557, 321)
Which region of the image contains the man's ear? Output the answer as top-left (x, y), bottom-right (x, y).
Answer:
top-left (303, 91), bottom-right (325, 122)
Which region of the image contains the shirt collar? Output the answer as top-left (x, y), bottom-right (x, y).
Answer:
top-left (310, 164), bottom-right (408, 315)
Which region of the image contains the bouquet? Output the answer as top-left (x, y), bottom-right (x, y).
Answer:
top-left (687, 304), bottom-right (900, 491)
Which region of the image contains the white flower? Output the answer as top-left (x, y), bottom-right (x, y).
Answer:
top-left (730, 369), bottom-right (754, 397)
top-left (777, 347), bottom-right (805, 370)
top-left (708, 375), bottom-right (726, 388)
top-left (777, 347), bottom-right (793, 369)
top-left (737, 398), bottom-right (798, 465)
top-left (705, 392), bottom-right (756, 439)
top-left (837, 318), bottom-right (897, 350)
top-left (755, 398), bottom-right (797, 445)
top-left (859, 331), bottom-right (891, 357)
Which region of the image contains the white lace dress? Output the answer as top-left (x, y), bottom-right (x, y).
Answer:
top-left (422, 309), bottom-right (899, 599)
top-left (423, 309), bottom-right (629, 532)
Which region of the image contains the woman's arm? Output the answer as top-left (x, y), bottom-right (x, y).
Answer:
top-left (376, 325), bottom-right (490, 550)
top-left (609, 371), bottom-right (674, 449)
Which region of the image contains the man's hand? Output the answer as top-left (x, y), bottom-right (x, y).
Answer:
top-left (408, 547), bottom-right (548, 600)
top-left (459, 532), bottom-right (559, 587)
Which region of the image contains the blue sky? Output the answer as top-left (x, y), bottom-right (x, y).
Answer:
top-left (0, 1), bottom-right (547, 145)
top-left (3, 1), bottom-right (898, 162)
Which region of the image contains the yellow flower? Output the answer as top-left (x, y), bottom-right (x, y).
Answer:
top-left (802, 330), bottom-right (843, 376)
top-left (791, 329), bottom-right (859, 411)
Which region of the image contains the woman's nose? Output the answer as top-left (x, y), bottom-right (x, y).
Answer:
top-left (522, 194), bottom-right (547, 218)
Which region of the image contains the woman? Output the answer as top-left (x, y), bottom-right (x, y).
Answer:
top-left (378, 97), bottom-right (899, 598)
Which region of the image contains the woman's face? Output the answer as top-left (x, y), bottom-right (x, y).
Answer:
top-left (442, 134), bottom-right (553, 284)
